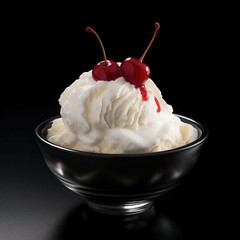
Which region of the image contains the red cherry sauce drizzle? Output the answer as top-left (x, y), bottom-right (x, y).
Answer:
top-left (139, 85), bottom-right (149, 101)
top-left (154, 96), bottom-right (161, 113)
top-left (140, 85), bottom-right (161, 113)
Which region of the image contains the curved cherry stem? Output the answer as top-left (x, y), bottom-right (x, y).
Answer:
top-left (139, 22), bottom-right (160, 62)
top-left (86, 26), bottom-right (108, 66)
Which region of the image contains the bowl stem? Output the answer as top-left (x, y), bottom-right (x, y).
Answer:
top-left (86, 199), bottom-right (154, 216)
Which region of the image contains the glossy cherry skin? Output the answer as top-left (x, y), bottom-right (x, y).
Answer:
top-left (120, 57), bottom-right (150, 87)
top-left (92, 60), bottom-right (121, 81)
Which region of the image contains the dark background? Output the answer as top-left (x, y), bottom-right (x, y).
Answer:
top-left (0, 5), bottom-right (236, 240)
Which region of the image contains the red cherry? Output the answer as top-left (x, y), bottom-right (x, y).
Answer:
top-left (86, 26), bottom-right (121, 81)
top-left (120, 23), bottom-right (160, 101)
top-left (120, 57), bottom-right (150, 87)
top-left (93, 60), bottom-right (121, 81)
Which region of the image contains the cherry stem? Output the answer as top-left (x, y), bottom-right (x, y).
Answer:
top-left (139, 22), bottom-right (160, 62)
top-left (86, 26), bottom-right (108, 66)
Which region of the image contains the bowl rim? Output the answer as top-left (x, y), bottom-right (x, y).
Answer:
top-left (35, 114), bottom-right (208, 157)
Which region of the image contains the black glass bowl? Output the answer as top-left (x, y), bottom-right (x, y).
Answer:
top-left (35, 114), bottom-right (208, 215)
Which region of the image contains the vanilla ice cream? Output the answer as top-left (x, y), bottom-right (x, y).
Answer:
top-left (47, 70), bottom-right (198, 153)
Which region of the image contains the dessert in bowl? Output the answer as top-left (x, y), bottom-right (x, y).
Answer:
top-left (35, 115), bottom-right (207, 215)
top-left (35, 23), bottom-right (208, 215)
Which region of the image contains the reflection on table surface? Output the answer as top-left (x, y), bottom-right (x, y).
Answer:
top-left (54, 200), bottom-right (182, 240)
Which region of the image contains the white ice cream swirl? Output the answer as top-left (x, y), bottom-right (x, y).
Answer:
top-left (47, 70), bottom-right (197, 153)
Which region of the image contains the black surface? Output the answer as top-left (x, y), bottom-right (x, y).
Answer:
top-left (1, 8), bottom-right (235, 240)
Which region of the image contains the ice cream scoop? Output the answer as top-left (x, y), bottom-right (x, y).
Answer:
top-left (35, 23), bottom-right (207, 216)
top-left (47, 70), bottom-right (197, 153)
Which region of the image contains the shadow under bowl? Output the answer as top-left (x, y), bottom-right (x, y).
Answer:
top-left (35, 114), bottom-right (208, 215)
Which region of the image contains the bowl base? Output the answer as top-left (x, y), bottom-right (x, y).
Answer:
top-left (86, 199), bottom-right (154, 216)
